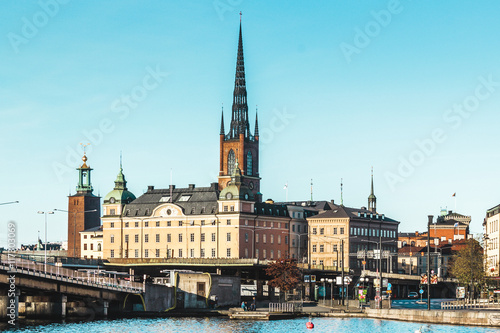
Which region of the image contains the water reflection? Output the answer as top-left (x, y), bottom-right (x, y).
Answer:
top-left (3, 317), bottom-right (500, 333)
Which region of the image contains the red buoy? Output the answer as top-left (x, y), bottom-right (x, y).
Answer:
top-left (306, 321), bottom-right (314, 329)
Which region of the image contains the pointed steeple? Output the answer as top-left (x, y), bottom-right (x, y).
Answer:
top-left (228, 18), bottom-right (250, 139)
top-left (254, 107), bottom-right (259, 137)
top-left (368, 167), bottom-right (377, 212)
top-left (220, 105), bottom-right (225, 135)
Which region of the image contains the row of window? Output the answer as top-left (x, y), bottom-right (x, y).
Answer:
top-left (311, 227), bottom-right (344, 235)
top-left (351, 227), bottom-right (396, 238)
top-left (83, 243), bottom-right (102, 251)
top-left (109, 219), bottom-right (287, 228)
top-left (109, 247), bottom-right (285, 260)
top-left (110, 232), bottom-right (289, 245)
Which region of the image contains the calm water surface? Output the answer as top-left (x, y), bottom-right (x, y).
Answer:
top-left (4, 317), bottom-right (500, 333)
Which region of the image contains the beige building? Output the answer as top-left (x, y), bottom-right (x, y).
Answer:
top-left (80, 225), bottom-right (103, 259)
top-left (307, 204), bottom-right (399, 274)
top-left (484, 204), bottom-right (500, 276)
top-left (102, 165), bottom-right (292, 261)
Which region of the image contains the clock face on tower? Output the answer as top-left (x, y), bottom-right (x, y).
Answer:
top-left (249, 181), bottom-right (254, 190)
top-left (110, 197), bottom-right (115, 204)
top-left (244, 193), bottom-right (249, 200)
top-left (226, 192), bottom-right (233, 200)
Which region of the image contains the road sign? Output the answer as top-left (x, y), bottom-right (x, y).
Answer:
top-left (419, 289), bottom-right (424, 294)
top-left (387, 282), bottom-right (392, 290)
top-left (311, 275), bottom-right (316, 283)
top-left (304, 275), bottom-right (310, 283)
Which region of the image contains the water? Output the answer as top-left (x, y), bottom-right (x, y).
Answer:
top-left (3, 317), bottom-right (500, 333)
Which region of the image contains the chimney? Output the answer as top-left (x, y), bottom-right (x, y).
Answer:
top-left (188, 184), bottom-right (195, 190)
top-left (169, 185), bottom-right (176, 191)
top-left (147, 186), bottom-right (154, 192)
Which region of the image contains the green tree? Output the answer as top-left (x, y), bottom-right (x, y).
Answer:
top-left (449, 239), bottom-right (485, 299)
top-left (265, 259), bottom-right (301, 300)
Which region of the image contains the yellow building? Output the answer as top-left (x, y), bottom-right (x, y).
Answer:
top-left (307, 204), bottom-right (399, 274)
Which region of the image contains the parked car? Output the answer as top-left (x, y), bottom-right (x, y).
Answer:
top-left (408, 292), bottom-right (419, 299)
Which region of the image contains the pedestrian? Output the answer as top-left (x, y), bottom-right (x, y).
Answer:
top-left (241, 301), bottom-right (246, 311)
top-left (251, 297), bottom-right (256, 311)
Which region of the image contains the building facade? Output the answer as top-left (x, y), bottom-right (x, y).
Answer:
top-left (80, 225), bottom-right (103, 259)
top-left (484, 204), bottom-right (500, 276)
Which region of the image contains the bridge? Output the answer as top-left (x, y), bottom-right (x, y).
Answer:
top-left (0, 254), bottom-right (150, 321)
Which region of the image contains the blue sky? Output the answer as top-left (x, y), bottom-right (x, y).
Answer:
top-left (1, 0), bottom-right (500, 247)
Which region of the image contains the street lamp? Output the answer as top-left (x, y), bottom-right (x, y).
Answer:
top-left (54, 208), bottom-right (97, 258)
top-left (37, 210), bottom-right (54, 272)
top-left (320, 278), bottom-right (326, 304)
top-left (427, 215), bottom-right (433, 311)
top-left (0, 201), bottom-right (19, 206)
top-left (328, 278), bottom-right (334, 307)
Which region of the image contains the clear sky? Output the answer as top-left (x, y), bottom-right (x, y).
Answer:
top-left (1, 0), bottom-right (500, 247)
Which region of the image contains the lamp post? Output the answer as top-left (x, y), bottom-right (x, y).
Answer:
top-left (328, 278), bottom-right (334, 307)
top-left (427, 215), bottom-right (433, 311)
top-left (37, 210), bottom-right (54, 272)
top-left (0, 201), bottom-right (19, 206)
top-left (320, 278), bottom-right (325, 304)
top-left (54, 208), bottom-right (97, 258)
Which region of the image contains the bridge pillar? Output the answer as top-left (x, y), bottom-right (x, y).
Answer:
top-left (61, 295), bottom-right (67, 318)
top-left (103, 301), bottom-right (109, 317)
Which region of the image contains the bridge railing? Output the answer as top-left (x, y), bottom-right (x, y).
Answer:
top-left (0, 254), bottom-right (144, 293)
top-left (441, 299), bottom-right (500, 310)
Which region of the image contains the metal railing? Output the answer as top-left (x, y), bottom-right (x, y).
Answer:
top-left (269, 302), bottom-right (302, 313)
top-left (441, 299), bottom-right (500, 310)
top-left (0, 254), bottom-right (144, 293)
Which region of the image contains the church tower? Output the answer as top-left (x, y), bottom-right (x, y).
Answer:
top-left (368, 168), bottom-right (377, 213)
top-left (219, 18), bottom-right (261, 201)
top-left (67, 152), bottom-right (101, 258)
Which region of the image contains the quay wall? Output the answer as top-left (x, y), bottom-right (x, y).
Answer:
top-left (364, 308), bottom-right (500, 327)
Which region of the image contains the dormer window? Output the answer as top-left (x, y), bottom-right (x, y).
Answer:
top-left (159, 196), bottom-right (171, 202)
top-left (179, 195), bottom-right (191, 202)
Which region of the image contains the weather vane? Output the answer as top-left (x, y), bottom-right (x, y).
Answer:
top-left (80, 142), bottom-right (90, 154)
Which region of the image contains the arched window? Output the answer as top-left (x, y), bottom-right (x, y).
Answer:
top-left (246, 150), bottom-right (253, 176)
top-left (97, 243), bottom-right (101, 251)
top-left (227, 149), bottom-right (235, 175)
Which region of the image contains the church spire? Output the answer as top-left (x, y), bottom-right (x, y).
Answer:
top-left (368, 167), bottom-right (377, 212)
top-left (220, 104), bottom-right (225, 135)
top-left (228, 18), bottom-right (250, 139)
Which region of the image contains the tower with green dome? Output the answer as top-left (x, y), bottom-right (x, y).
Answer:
top-left (103, 159), bottom-right (136, 217)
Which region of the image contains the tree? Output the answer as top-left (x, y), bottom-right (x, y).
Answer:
top-left (449, 239), bottom-right (485, 299)
top-left (265, 259), bottom-right (301, 300)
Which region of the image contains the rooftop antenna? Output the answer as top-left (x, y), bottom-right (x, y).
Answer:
top-left (340, 178), bottom-right (344, 206)
top-left (170, 169), bottom-right (173, 203)
top-left (240, 11), bottom-right (242, 22)
top-left (310, 179), bottom-right (313, 202)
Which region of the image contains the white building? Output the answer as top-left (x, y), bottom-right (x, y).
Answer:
top-left (80, 225), bottom-right (103, 259)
